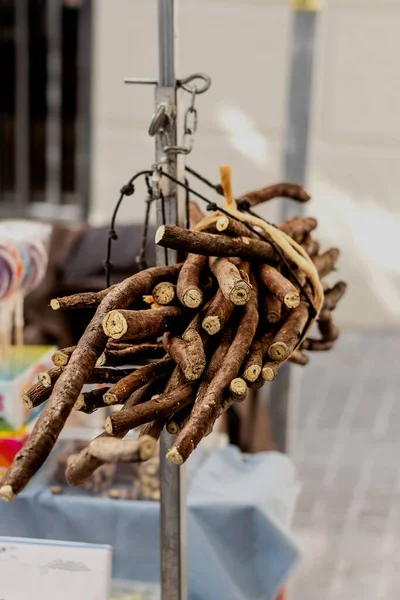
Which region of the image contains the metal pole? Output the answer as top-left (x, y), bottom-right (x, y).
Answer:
top-left (269, 2), bottom-right (321, 453)
top-left (45, 0), bottom-right (62, 206)
top-left (156, 2), bottom-right (187, 599)
top-left (281, 7), bottom-right (319, 220)
top-left (75, 0), bottom-right (93, 218)
top-left (15, 0), bottom-right (30, 210)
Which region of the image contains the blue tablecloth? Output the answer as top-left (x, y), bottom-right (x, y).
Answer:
top-left (0, 446), bottom-right (300, 600)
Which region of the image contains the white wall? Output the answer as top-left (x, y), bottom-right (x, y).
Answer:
top-left (90, 0), bottom-right (400, 329)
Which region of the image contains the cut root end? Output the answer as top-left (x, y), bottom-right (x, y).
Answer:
top-left (0, 485), bottom-right (15, 503)
top-left (102, 310), bottom-right (128, 339)
top-left (52, 351), bottom-right (69, 367)
top-left (104, 392), bottom-right (119, 406)
top-left (229, 377), bottom-right (247, 398)
top-left (155, 225), bottom-right (166, 244)
top-left (183, 289), bottom-right (203, 308)
top-left (22, 394), bottom-right (33, 410)
top-left (216, 216), bottom-right (229, 232)
top-left (166, 421), bottom-right (180, 435)
top-left (184, 359), bottom-right (206, 381)
top-left (74, 394), bottom-right (85, 411)
top-left (166, 447), bottom-right (184, 465)
top-left (243, 365), bottom-right (261, 382)
top-left (229, 282), bottom-right (251, 306)
top-left (139, 436), bottom-right (157, 461)
top-left (152, 282), bottom-right (176, 306)
top-left (38, 372), bottom-right (52, 388)
top-left (202, 315), bottom-right (220, 335)
top-left (104, 416), bottom-right (113, 434)
top-left (284, 291), bottom-right (300, 309)
top-left (262, 365), bottom-right (278, 381)
top-left (268, 342), bottom-right (289, 362)
top-left (50, 299), bottom-right (60, 311)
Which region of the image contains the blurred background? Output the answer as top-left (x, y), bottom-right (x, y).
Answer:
top-left (2, 0), bottom-right (399, 330)
top-left (1, 0), bottom-right (400, 598)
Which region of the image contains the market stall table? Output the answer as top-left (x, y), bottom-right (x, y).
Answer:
top-left (0, 445), bottom-right (299, 600)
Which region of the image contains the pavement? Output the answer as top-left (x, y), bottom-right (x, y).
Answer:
top-left (290, 330), bottom-right (400, 600)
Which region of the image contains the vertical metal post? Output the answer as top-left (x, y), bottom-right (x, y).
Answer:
top-left (155, 0), bottom-right (178, 267)
top-left (45, 0), bottom-right (62, 206)
top-left (156, 2), bottom-right (187, 600)
top-left (75, 0), bottom-right (93, 218)
top-left (15, 0), bottom-right (30, 210)
top-left (269, 2), bottom-right (321, 453)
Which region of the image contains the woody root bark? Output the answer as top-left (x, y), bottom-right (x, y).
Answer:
top-left (0, 166), bottom-right (347, 501)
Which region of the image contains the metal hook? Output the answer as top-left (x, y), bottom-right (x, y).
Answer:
top-left (177, 73), bottom-right (211, 95)
top-left (148, 99), bottom-right (176, 137)
top-left (148, 104), bottom-right (167, 136)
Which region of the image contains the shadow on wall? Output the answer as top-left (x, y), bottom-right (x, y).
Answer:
top-left (307, 178), bottom-right (400, 330)
top-left (216, 105), bottom-right (272, 170)
top-left (216, 105), bottom-right (399, 330)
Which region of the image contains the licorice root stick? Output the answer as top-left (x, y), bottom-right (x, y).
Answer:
top-left (289, 350), bottom-right (309, 366)
top-left (103, 357), bottom-right (173, 405)
top-left (279, 217), bottom-right (317, 241)
top-left (242, 338), bottom-right (264, 382)
top-left (22, 381), bottom-right (53, 410)
top-left (210, 257), bottom-right (251, 305)
top-left (156, 225), bottom-right (277, 263)
top-left (323, 282), bottom-right (347, 312)
top-left (167, 276), bottom-right (259, 465)
top-left (66, 381), bottom-right (156, 486)
top-left (202, 288), bottom-right (234, 335)
top-left (265, 293), bottom-right (283, 324)
top-left (163, 328), bottom-right (205, 381)
top-left (105, 382), bottom-right (195, 436)
top-left (105, 342), bottom-right (165, 365)
top-left (313, 248), bottom-right (340, 278)
top-left (102, 306), bottom-right (182, 341)
top-left (139, 366), bottom-right (187, 441)
top-left (239, 182), bottom-right (310, 207)
top-left (51, 346), bottom-right (76, 367)
top-left (38, 367), bottom-right (62, 388)
top-left (74, 388), bottom-right (111, 414)
top-left (259, 264), bottom-right (300, 308)
top-left (88, 436), bottom-right (156, 463)
top-left (50, 288), bottom-right (115, 311)
top-left (0, 264), bottom-right (181, 501)
top-left (268, 301), bottom-right (309, 362)
top-left (177, 254), bottom-right (207, 308)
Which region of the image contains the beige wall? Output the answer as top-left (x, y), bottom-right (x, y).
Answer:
top-left (91, 0), bottom-right (400, 329)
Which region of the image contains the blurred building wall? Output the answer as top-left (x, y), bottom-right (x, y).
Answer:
top-left (90, 0), bottom-right (400, 330)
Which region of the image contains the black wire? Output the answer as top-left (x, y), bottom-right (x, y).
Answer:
top-left (160, 190), bottom-right (169, 266)
top-left (184, 177), bottom-right (190, 230)
top-left (185, 166), bottom-right (223, 195)
top-left (104, 169), bottom-right (153, 287)
top-left (159, 168), bottom-right (317, 335)
top-left (136, 175), bottom-right (155, 271)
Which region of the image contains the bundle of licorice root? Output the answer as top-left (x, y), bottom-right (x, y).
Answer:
top-left (0, 166), bottom-right (346, 502)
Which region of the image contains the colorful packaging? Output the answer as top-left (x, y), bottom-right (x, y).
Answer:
top-left (0, 345), bottom-right (56, 432)
top-left (0, 431), bottom-right (28, 479)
